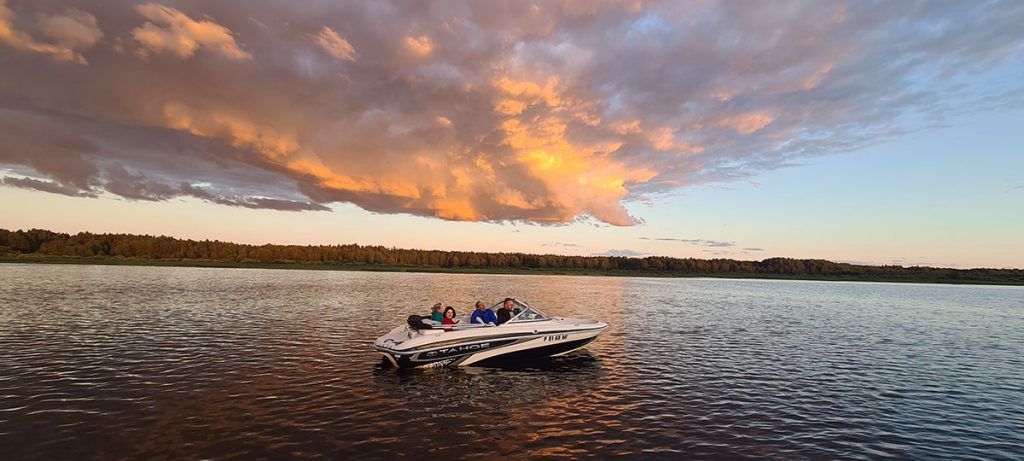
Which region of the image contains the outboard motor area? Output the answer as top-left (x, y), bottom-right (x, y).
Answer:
top-left (375, 320), bottom-right (442, 350)
top-left (374, 325), bottom-right (410, 350)
top-left (407, 315), bottom-right (433, 330)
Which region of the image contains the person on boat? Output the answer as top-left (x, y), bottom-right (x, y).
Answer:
top-left (442, 306), bottom-right (458, 331)
top-left (470, 301), bottom-right (497, 326)
top-left (430, 303), bottom-right (444, 322)
top-left (495, 298), bottom-right (518, 325)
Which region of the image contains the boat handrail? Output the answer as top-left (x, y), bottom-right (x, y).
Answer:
top-left (418, 320), bottom-right (495, 330)
top-left (446, 321), bottom-right (491, 328)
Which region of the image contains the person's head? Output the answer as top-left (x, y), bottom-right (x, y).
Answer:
top-left (503, 298), bottom-right (515, 310)
top-left (432, 303), bottom-right (442, 313)
top-left (444, 306), bottom-right (456, 318)
top-left (475, 301), bottom-right (486, 311)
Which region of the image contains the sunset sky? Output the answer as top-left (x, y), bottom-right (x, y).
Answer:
top-left (1, 0), bottom-right (1021, 268)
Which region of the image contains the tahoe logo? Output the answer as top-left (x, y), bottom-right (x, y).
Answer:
top-left (424, 342), bottom-right (490, 358)
top-left (544, 334), bottom-right (568, 342)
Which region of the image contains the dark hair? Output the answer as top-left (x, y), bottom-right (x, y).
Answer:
top-left (443, 306), bottom-right (456, 317)
top-left (504, 298), bottom-right (514, 303)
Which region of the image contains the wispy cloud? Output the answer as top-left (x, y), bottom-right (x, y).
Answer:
top-left (541, 242), bottom-right (578, 247)
top-left (640, 237), bottom-right (735, 247)
top-left (743, 247), bottom-right (765, 252)
top-left (180, 183), bottom-right (329, 211)
top-left (1, 176), bottom-right (96, 197)
top-left (839, 257), bottom-right (950, 268)
top-left (312, 26), bottom-right (355, 62)
top-left (889, 257), bottom-right (936, 267)
top-left (0, 1), bottom-right (1021, 222)
top-left (591, 249), bottom-right (648, 257)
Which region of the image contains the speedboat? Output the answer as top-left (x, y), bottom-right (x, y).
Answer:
top-left (374, 299), bottom-right (608, 368)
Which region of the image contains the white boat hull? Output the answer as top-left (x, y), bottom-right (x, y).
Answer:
top-left (375, 318), bottom-right (607, 368)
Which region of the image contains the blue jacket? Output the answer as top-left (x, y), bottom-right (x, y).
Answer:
top-left (470, 308), bottom-right (497, 325)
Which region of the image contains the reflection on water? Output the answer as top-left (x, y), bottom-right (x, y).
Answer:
top-left (0, 263), bottom-right (1022, 460)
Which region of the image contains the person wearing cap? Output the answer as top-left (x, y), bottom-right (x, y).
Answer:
top-left (469, 301), bottom-right (497, 326)
top-left (429, 303), bottom-right (444, 322)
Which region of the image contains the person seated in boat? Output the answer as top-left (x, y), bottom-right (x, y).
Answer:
top-left (442, 306), bottom-right (458, 331)
top-left (429, 302), bottom-right (444, 322)
top-left (470, 301), bottom-right (497, 326)
top-left (495, 298), bottom-right (520, 326)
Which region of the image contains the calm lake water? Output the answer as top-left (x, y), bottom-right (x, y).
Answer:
top-left (0, 263), bottom-right (1022, 460)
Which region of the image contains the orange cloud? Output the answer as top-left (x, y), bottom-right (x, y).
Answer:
top-left (490, 75), bottom-right (657, 225)
top-left (649, 127), bottom-right (675, 151)
top-left (495, 98), bottom-right (528, 116)
top-left (718, 112), bottom-right (774, 134)
top-left (161, 103), bottom-right (298, 160)
top-left (142, 72), bottom-right (664, 226)
top-left (404, 35), bottom-right (432, 56)
top-left (0, 0), bottom-right (100, 64)
top-left (800, 62), bottom-right (834, 91)
top-left (493, 75), bottom-right (562, 107)
top-left (9, 0), bottom-right (1003, 231)
top-left (610, 119), bottom-right (642, 135)
top-left (648, 126), bottom-right (704, 154)
top-left (132, 3), bottom-right (250, 60)
top-left (313, 26), bottom-right (355, 61)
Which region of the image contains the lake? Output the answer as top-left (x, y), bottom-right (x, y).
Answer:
top-left (0, 263), bottom-right (1021, 460)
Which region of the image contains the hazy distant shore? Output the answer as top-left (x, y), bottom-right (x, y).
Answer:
top-left (3, 255), bottom-right (1022, 286)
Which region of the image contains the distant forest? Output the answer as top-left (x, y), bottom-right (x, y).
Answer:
top-left (1, 228), bottom-right (1021, 285)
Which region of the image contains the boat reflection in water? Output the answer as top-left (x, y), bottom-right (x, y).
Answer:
top-left (374, 299), bottom-right (609, 368)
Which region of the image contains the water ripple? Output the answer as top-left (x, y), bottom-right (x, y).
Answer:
top-left (0, 264), bottom-right (1022, 460)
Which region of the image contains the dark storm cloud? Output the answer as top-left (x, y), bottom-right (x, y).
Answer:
top-left (0, 176), bottom-right (96, 197)
top-left (179, 183), bottom-right (329, 211)
top-left (1, 0), bottom-right (1022, 224)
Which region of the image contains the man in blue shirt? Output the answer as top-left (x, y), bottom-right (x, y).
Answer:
top-left (470, 301), bottom-right (497, 326)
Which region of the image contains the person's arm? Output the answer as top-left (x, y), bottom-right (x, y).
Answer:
top-left (470, 311), bottom-right (481, 324)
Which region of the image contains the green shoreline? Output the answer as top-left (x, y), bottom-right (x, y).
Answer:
top-left (3, 255), bottom-right (1021, 286)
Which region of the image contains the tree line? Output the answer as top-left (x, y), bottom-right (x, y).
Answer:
top-left (1, 228), bottom-right (1021, 284)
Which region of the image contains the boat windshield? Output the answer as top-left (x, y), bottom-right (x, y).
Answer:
top-left (509, 306), bottom-right (551, 322)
